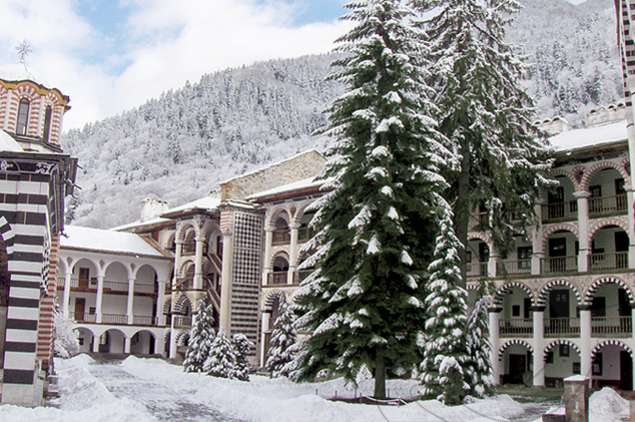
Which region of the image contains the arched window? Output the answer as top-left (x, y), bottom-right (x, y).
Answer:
top-left (16, 98), bottom-right (30, 136)
top-left (42, 106), bottom-right (53, 143)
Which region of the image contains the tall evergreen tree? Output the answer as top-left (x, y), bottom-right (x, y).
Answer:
top-left (465, 295), bottom-right (495, 398)
top-left (232, 334), bottom-right (253, 382)
top-left (265, 300), bottom-right (297, 378)
top-left (412, 0), bottom-right (552, 282)
top-left (293, 0), bottom-right (450, 399)
top-left (204, 330), bottom-right (237, 379)
top-left (183, 299), bottom-right (216, 373)
top-left (419, 207), bottom-right (470, 405)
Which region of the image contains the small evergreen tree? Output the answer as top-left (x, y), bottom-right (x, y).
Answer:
top-left (265, 300), bottom-right (297, 378)
top-left (465, 295), bottom-right (495, 398)
top-left (183, 299), bottom-right (216, 373)
top-left (232, 334), bottom-right (253, 381)
top-left (419, 207), bottom-right (470, 405)
top-left (204, 330), bottom-right (237, 379)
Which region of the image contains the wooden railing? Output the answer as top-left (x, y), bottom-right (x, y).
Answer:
top-left (542, 256), bottom-right (577, 274)
top-left (499, 318), bottom-right (532, 337)
top-left (182, 241), bottom-right (196, 255)
top-left (589, 252), bottom-right (628, 271)
top-left (466, 262), bottom-right (488, 278)
top-left (103, 280), bottom-right (129, 292)
top-left (77, 313), bottom-right (96, 323)
top-left (541, 201), bottom-right (577, 223)
top-left (267, 271), bottom-right (288, 285)
top-left (133, 315), bottom-right (156, 326)
top-left (496, 260), bottom-right (531, 277)
top-left (101, 314), bottom-right (128, 324)
top-left (272, 229), bottom-right (291, 245)
top-left (544, 318), bottom-right (580, 337)
top-left (589, 194), bottom-right (627, 218)
top-left (173, 315), bottom-right (192, 328)
top-left (591, 316), bottom-right (632, 337)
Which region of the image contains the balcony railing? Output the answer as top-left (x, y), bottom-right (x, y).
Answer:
top-left (101, 313), bottom-right (128, 325)
top-left (499, 318), bottom-right (532, 337)
top-left (182, 241), bottom-right (196, 255)
top-left (267, 271), bottom-right (288, 285)
top-left (591, 316), bottom-right (632, 337)
top-left (496, 260), bottom-right (531, 277)
top-left (272, 229), bottom-right (291, 245)
top-left (589, 252), bottom-right (628, 272)
top-left (76, 313), bottom-right (96, 323)
top-left (103, 280), bottom-right (129, 292)
top-left (542, 201), bottom-right (577, 223)
top-left (541, 256), bottom-right (577, 275)
top-left (133, 315), bottom-right (156, 326)
top-left (589, 194), bottom-right (627, 218)
top-left (544, 317), bottom-right (580, 337)
top-left (173, 315), bottom-right (192, 328)
top-left (466, 262), bottom-right (488, 278)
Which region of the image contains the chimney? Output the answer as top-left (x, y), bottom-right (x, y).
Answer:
top-left (536, 116), bottom-right (570, 136)
top-left (140, 195), bottom-right (168, 222)
top-left (586, 102), bottom-right (626, 126)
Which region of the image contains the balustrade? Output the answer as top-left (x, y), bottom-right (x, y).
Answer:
top-left (541, 201), bottom-right (577, 223)
top-left (589, 252), bottom-right (628, 271)
top-left (267, 271), bottom-right (288, 285)
top-left (496, 260), bottom-right (531, 277)
top-left (499, 318), bottom-right (533, 337)
top-left (101, 313), bottom-right (128, 324)
top-left (544, 317), bottom-right (580, 337)
top-left (541, 256), bottom-right (577, 274)
top-left (173, 315), bottom-right (192, 328)
top-left (591, 316), bottom-right (632, 337)
top-left (133, 315), bottom-right (156, 326)
top-left (588, 194), bottom-right (627, 218)
top-left (272, 229), bottom-right (291, 245)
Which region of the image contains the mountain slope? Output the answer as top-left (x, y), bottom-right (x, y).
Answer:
top-left (63, 0), bottom-right (622, 228)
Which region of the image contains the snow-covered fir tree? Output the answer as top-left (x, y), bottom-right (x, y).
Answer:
top-left (205, 330), bottom-right (237, 379)
top-left (265, 299), bottom-right (297, 378)
top-left (292, 0), bottom-right (450, 399)
top-left (183, 300), bottom-right (216, 373)
top-left (232, 334), bottom-right (253, 382)
top-left (53, 308), bottom-right (79, 359)
top-left (412, 0), bottom-right (551, 280)
top-left (465, 295), bottom-right (495, 398)
top-left (419, 207), bottom-right (470, 405)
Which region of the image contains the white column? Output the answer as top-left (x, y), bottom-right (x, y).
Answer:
top-left (194, 235), bottom-right (206, 290)
top-left (631, 306), bottom-right (635, 339)
top-left (288, 224), bottom-right (300, 284)
top-left (169, 316), bottom-right (177, 359)
top-left (124, 337), bottom-right (131, 354)
top-left (127, 278), bottom-right (135, 325)
top-left (488, 309), bottom-right (501, 386)
top-left (63, 272), bottom-right (72, 318)
top-left (154, 334), bottom-right (163, 357)
top-left (92, 335), bottom-right (100, 353)
top-left (260, 312), bottom-right (271, 367)
top-left (575, 191), bottom-right (590, 272)
top-left (219, 231), bottom-right (234, 333)
top-left (262, 227), bottom-right (273, 286)
top-left (532, 308), bottom-right (545, 387)
top-left (627, 189), bottom-right (635, 269)
top-left (95, 275), bottom-right (105, 324)
top-left (531, 212), bottom-right (544, 275)
top-left (487, 253), bottom-right (498, 278)
top-left (157, 281), bottom-right (166, 326)
top-left (173, 240), bottom-right (183, 289)
top-left (580, 308), bottom-right (592, 382)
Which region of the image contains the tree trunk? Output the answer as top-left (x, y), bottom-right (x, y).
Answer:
top-left (454, 140), bottom-right (471, 287)
top-left (374, 348), bottom-right (387, 399)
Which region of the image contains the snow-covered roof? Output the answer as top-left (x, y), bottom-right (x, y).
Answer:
top-left (111, 216), bottom-right (171, 232)
top-left (161, 195), bottom-right (220, 216)
top-left (549, 121), bottom-right (626, 151)
top-left (61, 225), bottom-right (166, 258)
top-left (0, 129), bottom-right (23, 152)
top-left (247, 177), bottom-right (322, 200)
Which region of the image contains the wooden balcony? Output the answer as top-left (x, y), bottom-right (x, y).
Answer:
top-left (589, 252), bottom-right (628, 272)
top-left (101, 313), bottom-right (128, 324)
top-left (133, 315), bottom-right (157, 326)
top-left (267, 271), bottom-right (288, 285)
top-left (541, 201), bottom-right (577, 223)
top-left (591, 316), bottom-right (632, 337)
top-left (541, 256), bottom-right (577, 275)
top-left (272, 230), bottom-right (291, 245)
top-left (496, 260), bottom-right (531, 277)
top-left (499, 318), bottom-right (532, 337)
top-left (544, 318), bottom-right (580, 337)
top-left (589, 194), bottom-right (627, 218)
top-left (466, 262), bottom-right (488, 278)
top-left (173, 315), bottom-right (192, 329)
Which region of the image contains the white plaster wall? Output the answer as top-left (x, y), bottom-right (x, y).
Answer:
top-left (502, 288), bottom-right (531, 320)
top-left (544, 347), bottom-right (581, 378)
top-left (593, 346), bottom-right (623, 381)
top-left (588, 169), bottom-right (623, 197)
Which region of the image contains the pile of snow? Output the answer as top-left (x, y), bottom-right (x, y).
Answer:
top-left (589, 387), bottom-right (629, 422)
top-left (122, 357), bottom-right (524, 422)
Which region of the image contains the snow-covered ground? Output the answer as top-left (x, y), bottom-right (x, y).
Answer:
top-left (0, 355), bottom-right (630, 422)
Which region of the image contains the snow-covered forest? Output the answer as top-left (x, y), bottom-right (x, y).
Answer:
top-left (63, 0), bottom-right (621, 228)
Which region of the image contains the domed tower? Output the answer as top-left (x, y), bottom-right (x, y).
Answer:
top-left (0, 78), bottom-right (70, 152)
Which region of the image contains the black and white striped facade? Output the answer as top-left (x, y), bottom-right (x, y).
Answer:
top-left (0, 152), bottom-right (75, 405)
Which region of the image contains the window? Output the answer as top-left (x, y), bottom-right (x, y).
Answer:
top-left (89, 307), bottom-right (96, 315)
top-left (573, 362), bottom-right (580, 374)
top-left (512, 305), bottom-right (520, 317)
top-left (560, 344), bottom-right (570, 357)
top-left (42, 106), bottom-right (53, 142)
top-left (517, 246), bottom-right (532, 269)
top-left (546, 351), bottom-right (554, 364)
top-left (592, 353), bottom-right (603, 375)
top-left (16, 98), bottom-right (30, 135)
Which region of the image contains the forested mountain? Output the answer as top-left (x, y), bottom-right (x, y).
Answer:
top-left (64, 0), bottom-right (622, 228)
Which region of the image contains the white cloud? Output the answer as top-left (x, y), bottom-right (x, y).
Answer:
top-left (0, 0), bottom-right (347, 129)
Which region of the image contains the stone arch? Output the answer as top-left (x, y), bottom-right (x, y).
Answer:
top-left (592, 340), bottom-right (633, 358)
top-left (494, 282), bottom-right (535, 307)
top-left (175, 220), bottom-right (200, 243)
top-left (543, 339), bottom-right (581, 359)
top-left (549, 167), bottom-right (581, 192)
top-left (542, 223), bottom-right (578, 249)
top-left (537, 280), bottom-right (582, 307)
top-left (266, 207), bottom-right (292, 229)
top-left (102, 260), bottom-right (133, 281)
top-left (132, 262), bottom-right (159, 280)
top-left (588, 217), bottom-right (629, 244)
top-left (467, 231), bottom-right (493, 251)
top-left (580, 159), bottom-right (631, 192)
top-left (584, 276), bottom-right (635, 305)
top-left (130, 329), bottom-right (156, 355)
top-left (173, 294), bottom-right (192, 315)
top-left (498, 339), bottom-right (533, 361)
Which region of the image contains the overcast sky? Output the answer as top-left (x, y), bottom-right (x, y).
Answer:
top-left (0, 0), bottom-right (588, 129)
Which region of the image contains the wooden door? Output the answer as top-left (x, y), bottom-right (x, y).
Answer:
top-left (74, 298), bottom-right (85, 321)
top-left (508, 354), bottom-right (526, 384)
top-left (548, 186), bottom-right (565, 219)
top-left (78, 268), bottom-right (89, 288)
top-left (549, 289), bottom-right (570, 319)
top-left (621, 351), bottom-right (633, 390)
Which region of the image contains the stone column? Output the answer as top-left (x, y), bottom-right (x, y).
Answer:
top-left (488, 308), bottom-right (501, 386)
top-left (63, 272), bottom-right (72, 318)
top-left (262, 226), bottom-right (273, 286)
top-left (288, 224), bottom-right (300, 284)
top-left (124, 336), bottom-right (131, 354)
top-left (575, 191), bottom-right (590, 272)
top-left (219, 230), bottom-right (234, 333)
top-left (194, 235), bottom-right (206, 290)
top-left (173, 240), bottom-right (183, 289)
top-left (96, 274), bottom-right (105, 323)
top-left (127, 278), bottom-right (135, 325)
top-left (169, 316), bottom-right (177, 359)
top-left (92, 335), bottom-right (100, 353)
top-left (154, 333), bottom-right (163, 357)
top-left (157, 281), bottom-right (166, 326)
top-left (532, 307), bottom-right (545, 387)
top-left (487, 251), bottom-right (498, 278)
top-left (531, 221), bottom-right (544, 276)
top-left (260, 312), bottom-right (271, 367)
top-left (579, 307), bottom-right (592, 381)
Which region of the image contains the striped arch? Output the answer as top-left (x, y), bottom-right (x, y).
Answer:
top-left (543, 339), bottom-right (581, 359)
top-left (467, 231), bottom-right (493, 251)
top-left (173, 294), bottom-right (192, 315)
top-left (588, 217), bottom-right (629, 244)
top-left (263, 290), bottom-right (287, 312)
top-left (584, 276), bottom-right (635, 305)
top-left (580, 159), bottom-right (631, 192)
top-left (536, 280), bottom-right (582, 307)
top-left (592, 340), bottom-right (633, 359)
top-left (498, 339), bottom-right (533, 361)
top-left (549, 167), bottom-right (580, 192)
top-left (266, 206), bottom-right (292, 229)
top-left (542, 223), bottom-right (578, 248)
top-left (494, 282), bottom-right (535, 307)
